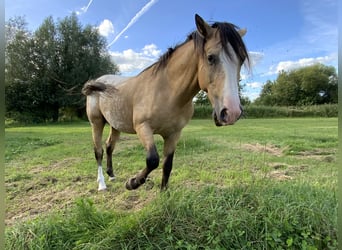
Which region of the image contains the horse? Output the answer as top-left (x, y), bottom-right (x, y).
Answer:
top-left (82, 14), bottom-right (249, 191)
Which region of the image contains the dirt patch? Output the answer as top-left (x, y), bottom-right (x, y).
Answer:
top-left (115, 191), bottom-right (157, 211)
top-left (6, 157), bottom-right (88, 225)
top-left (266, 162), bottom-right (309, 181)
top-left (5, 185), bottom-right (81, 225)
top-left (5, 158), bottom-right (159, 226)
top-left (267, 170), bottom-right (293, 180)
top-left (295, 149), bottom-right (336, 162)
top-left (242, 143), bottom-right (285, 157)
top-left (29, 157), bottom-right (81, 174)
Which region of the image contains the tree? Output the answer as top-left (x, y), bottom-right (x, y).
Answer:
top-left (194, 90), bottom-right (210, 105)
top-left (254, 64), bottom-right (337, 106)
top-left (5, 14), bottom-right (120, 122)
top-left (5, 17), bottom-right (40, 120)
top-left (254, 80), bottom-right (276, 106)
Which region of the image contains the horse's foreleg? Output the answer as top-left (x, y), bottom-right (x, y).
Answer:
top-left (105, 127), bottom-right (120, 181)
top-left (91, 121), bottom-right (106, 191)
top-left (126, 123), bottom-right (160, 190)
top-left (161, 132), bottom-right (181, 190)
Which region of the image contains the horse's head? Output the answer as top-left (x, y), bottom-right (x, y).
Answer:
top-left (195, 14), bottom-right (249, 126)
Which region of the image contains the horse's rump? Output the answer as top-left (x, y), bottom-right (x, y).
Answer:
top-left (82, 80), bottom-right (118, 96)
top-left (82, 80), bottom-right (107, 96)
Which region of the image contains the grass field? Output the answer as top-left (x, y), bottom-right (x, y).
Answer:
top-left (5, 118), bottom-right (337, 249)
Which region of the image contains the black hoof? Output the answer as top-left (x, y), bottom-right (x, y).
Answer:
top-left (107, 169), bottom-right (114, 178)
top-left (125, 177), bottom-right (145, 190)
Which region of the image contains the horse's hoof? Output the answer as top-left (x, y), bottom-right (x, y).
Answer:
top-left (125, 177), bottom-right (145, 190)
top-left (98, 178), bottom-right (107, 191)
top-left (109, 176), bottom-right (115, 182)
top-left (125, 178), bottom-right (137, 190)
top-left (98, 186), bottom-right (107, 191)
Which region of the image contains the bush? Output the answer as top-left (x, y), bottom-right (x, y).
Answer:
top-left (193, 105), bottom-right (213, 119)
top-left (193, 104), bottom-right (338, 119)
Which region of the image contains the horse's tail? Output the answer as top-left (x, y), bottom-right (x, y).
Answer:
top-left (81, 80), bottom-right (107, 96)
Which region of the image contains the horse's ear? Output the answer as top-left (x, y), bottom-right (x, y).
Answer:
top-left (195, 14), bottom-right (213, 38)
top-left (238, 28), bottom-right (247, 37)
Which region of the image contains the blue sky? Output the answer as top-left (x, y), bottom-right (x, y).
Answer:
top-left (5, 0), bottom-right (338, 101)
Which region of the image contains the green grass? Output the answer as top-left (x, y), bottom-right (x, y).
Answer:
top-left (5, 118), bottom-right (338, 249)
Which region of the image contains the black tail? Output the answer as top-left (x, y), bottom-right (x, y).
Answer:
top-left (81, 81), bottom-right (107, 96)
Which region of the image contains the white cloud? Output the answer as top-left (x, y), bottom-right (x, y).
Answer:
top-left (142, 44), bottom-right (161, 57)
top-left (246, 81), bottom-right (263, 89)
top-left (248, 51), bottom-right (264, 67)
top-left (242, 91), bottom-right (260, 102)
top-left (98, 19), bottom-right (114, 37)
top-left (239, 51), bottom-right (263, 81)
top-left (266, 55), bottom-right (336, 75)
top-left (110, 44), bottom-right (161, 75)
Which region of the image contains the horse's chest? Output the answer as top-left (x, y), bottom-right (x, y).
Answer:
top-left (152, 104), bottom-right (194, 135)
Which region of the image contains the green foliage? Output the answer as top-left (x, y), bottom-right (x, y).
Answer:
top-left (193, 104), bottom-right (338, 119)
top-left (194, 90), bottom-right (211, 106)
top-left (244, 104), bottom-right (338, 118)
top-left (5, 15), bottom-right (119, 123)
top-left (255, 64), bottom-right (338, 106)
top-left (193, 105), bottom-right (212, 119)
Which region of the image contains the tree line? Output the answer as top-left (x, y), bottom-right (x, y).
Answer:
top-left (254, 64), bottom-right (337, 106)
top-left (5, 14), bottom-right (119, 122)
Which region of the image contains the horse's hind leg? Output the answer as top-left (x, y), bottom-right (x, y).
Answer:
top-left (90, 119), bottom-right (107, 191)
top-left (105, 127), bottom-right (120, 181)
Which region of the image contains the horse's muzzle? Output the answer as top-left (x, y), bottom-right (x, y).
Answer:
top-left (213, 106), bottom-right (243, 126)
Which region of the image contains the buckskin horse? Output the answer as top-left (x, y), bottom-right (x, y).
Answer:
top-left (82, 14), bottom-right (249, 191)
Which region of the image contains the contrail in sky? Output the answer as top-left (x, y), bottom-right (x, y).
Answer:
top-left (107, 0), bottom-right (158, 47)
top-left (77, 0), bottom-right (94, 15)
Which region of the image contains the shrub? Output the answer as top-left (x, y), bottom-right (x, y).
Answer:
top-left (194, 104), bottom-right (338, 119)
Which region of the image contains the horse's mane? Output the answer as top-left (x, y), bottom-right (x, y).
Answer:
top-left (143, 21), bottom-right (249, 75)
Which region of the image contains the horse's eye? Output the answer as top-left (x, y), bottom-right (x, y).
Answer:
top-left (207, 54), bottom-right (217, 65)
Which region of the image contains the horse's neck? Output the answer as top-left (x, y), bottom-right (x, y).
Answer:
top-left (162, 41), bottom-right (201, 104)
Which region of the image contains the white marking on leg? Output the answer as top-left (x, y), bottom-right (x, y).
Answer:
top-left (108, 176), bottom-right (115, 182)
top-left (97, 166), bottom-right (107, 191)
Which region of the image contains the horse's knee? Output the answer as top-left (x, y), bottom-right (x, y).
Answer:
top-left (94, 147), bottom-right (103, 162)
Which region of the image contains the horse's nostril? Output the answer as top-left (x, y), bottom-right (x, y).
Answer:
top-left (220, 108), bottom-right (228, 122)
top-left (238, 105), bottom-right (244, 120)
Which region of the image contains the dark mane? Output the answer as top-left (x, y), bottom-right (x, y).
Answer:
top-left (211, 22), bottom-right (249, 65)
top-left (147, 21), bottom-right (249, 74)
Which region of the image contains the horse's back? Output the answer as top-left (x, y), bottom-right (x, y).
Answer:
top-left (96, 74), bottom-right (130, 86)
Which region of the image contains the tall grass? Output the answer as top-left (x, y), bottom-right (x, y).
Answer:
top-left (6, 182), bottom-right (337, 249)
top-left (5, 119), bottom-right (337, 249)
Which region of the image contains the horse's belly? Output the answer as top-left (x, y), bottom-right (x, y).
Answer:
top-left (107, 114), bottom-right (135, 133)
